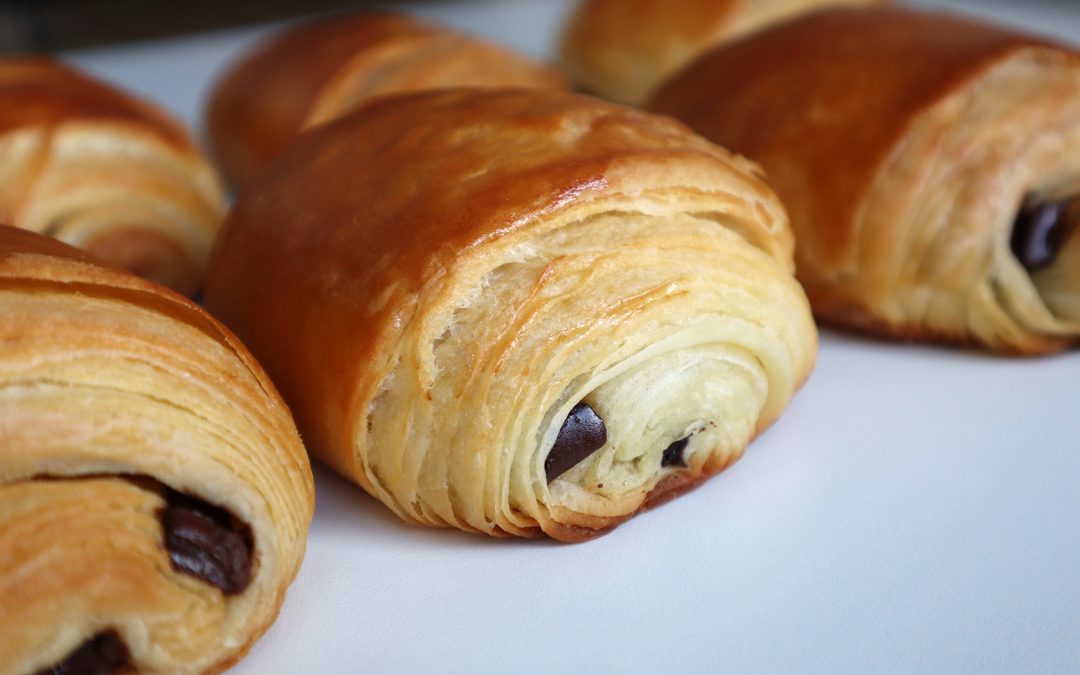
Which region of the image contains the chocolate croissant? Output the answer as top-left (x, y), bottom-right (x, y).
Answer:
top-left (0, 226), bottom-right (314, 674)
top-left (207, 12), bottom-right (568, 189)
top-left (203, 89), bottom-right (816, 541)
top-left (651, 7), bottom-right (1080, 354)
top-left (0, 57), bottom-right (226, 297)
top-left (560, 0), bottom-right (883, 106)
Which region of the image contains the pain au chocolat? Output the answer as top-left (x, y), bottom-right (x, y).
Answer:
top-left (0, 226), bottom-right (314, 674)
top-left (652, 7), bottom-right (1080, 353)
top-left (203, 89), bottom-right (816, 542)
top-left (0, 57), bottom-right (225, 297)
top-left (560, 0), bottom-right (883, 106)
top-left (207, 12), bottom-right (568, 189)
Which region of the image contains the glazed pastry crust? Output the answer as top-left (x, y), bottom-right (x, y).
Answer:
top-left (0, 57), bottom-right (225, 296)
top-left (0, 226), bottom-right (314, 674)
top-left (560, 0), bottom-right (883, 106)
top-left (207, 12), bottom-right (568, 188)
top-left (204, 89), bottom-right (816, 541)
top-left (651, 7), bottom-right (1080, 353)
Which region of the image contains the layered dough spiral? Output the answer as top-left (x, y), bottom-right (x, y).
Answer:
top-left (0, 227), bottom-right (314, 674)
top-left (0, 57), bottom-right (226, 297)
top-left (204, 89), bottom-right (816, 541)
top-left (651, 7), bottom-right (1080, 354)
top-left (560, 0), bottom-right (883, 106)
top-left (207, 12), bottom-right (568, 189)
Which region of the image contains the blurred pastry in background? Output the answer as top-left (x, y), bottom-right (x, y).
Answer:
top-left (560, 0), bottom-right (884, 106)
top-left (651, 7), bottom-right (1080, 354)
top-left (207, 11), bottom-right (569, 189)
top-left (0, 57), bottom-right (225, 297)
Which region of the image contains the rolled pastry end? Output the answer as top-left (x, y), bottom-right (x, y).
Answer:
top-left (359, 200), bottom-right (815, 542)
top-left (0, 227), bottom-right (313, 673)
top-left (808, 47), bottom-right (1080, 354)
top-left (537, 342), bottom-right (780, 541)
top-left (3, 479), bottom-right (259, 674)
top-left (891, 49), bottom-right (1080, 354)
top-left (648, 9), bottom-right (1080, 354)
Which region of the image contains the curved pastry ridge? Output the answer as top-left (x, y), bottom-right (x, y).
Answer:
top-left (207, 11), bottom-right (568, 188)
top-left (0, 57), bottom-right (225, 296)
top-left (651, 8), bottom-right (1080, 353)
top-left (204, 89), bottom-right (816, 541)
top-left (0, 226), bottom-right (313, 674)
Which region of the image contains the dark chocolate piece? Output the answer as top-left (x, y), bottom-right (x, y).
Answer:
top-left (661, 437), bottom-right (691, 468)
top-left (1011, 196), bottom-right (1079, 271)
top-left (545, 401), bottom-right (607, 483)
top-left (160, 490), bottom-right (253, 595)
top-left (36, 630), bottom-right (132, 675)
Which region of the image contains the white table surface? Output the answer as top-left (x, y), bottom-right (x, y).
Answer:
top-left (63, 2), bottom-right (1080, 673)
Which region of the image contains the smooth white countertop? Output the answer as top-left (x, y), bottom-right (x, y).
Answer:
top-left (64, 2), bottom-right (1080, 672)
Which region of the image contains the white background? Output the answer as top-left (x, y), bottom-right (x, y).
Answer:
top-left (64, 1), bottom-right (1080, 673)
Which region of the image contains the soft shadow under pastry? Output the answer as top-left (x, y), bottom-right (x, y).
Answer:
top-left (0, 226), bottom-right (314, 674)
top-left (651, 7), bottom-right (1080, 353)
top-left (204, 88), bottom-right (816, 541)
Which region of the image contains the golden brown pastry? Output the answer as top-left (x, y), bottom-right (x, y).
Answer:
top-left (203, 88), bottom-right (816, 542)
top-left (0, 226), bottom-right (314, 674)
top-left (651, 7), bottom-right (1080, 354)
top-left (0, 57), bottom-right (226, 297)
top-left (207, 11), bottom-right (569, 189)
top-left (560, 0), bottom-right (884, 106)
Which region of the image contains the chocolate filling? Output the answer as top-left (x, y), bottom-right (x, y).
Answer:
top-left (1011, 196), bottom-right (1080, 271)
top-left (29, 475), bottom-right (255, 594)
top-left (545, 401), bottom-right (607, 483)
top-left (661, 437), bottom-right (691, 468)
top-left (160, 489), bottom-right (253, 595)
top-left (35, 630), bottom-right (133, 675)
